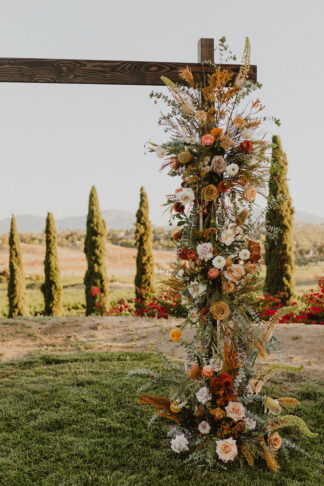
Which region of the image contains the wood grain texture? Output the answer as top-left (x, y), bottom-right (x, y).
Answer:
top-left (0, 58), bottom-right (257, 85)
top-left (198, 38), bottom-right (214, 63)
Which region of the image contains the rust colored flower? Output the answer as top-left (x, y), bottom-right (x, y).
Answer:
top-left (178, 248), bottom-right (189, 260)
top-left (239, 140), bottom-right (253, 153)
top-left (169, 157), bottom-right (179, 170)
top-left (268, 432), bottom-right (282, 451)
top-left (186, 363), bottom-right (202, 380)
top-left (201, 133), bottom-right (215, 146)
top-left (203, 184), bottom-right (219, 202)
top-left (187, 249), bottom-right (198, 261)
top-left (219, 372), bottom-right (234, 389)
top-left (170, 329), bottom-right (182, 342)
top-left (218, 181), bottom-right (231, 193)
top-left (174, 202), bottom-right (185, 213)
top-left (248, 240), bottom-right (261, 263)
top-left (222, 281), bottom-right (235, 294)
top-left (210, 127), bottom-right (224, 138)
top-left (210, 407), bottom-right (225, 421)
top-left (210, 301), bottom-right (230, 320)
top-left (173, 231), bottom-right (182, 240)
top-left (243, 185), bottom-right (257, 202)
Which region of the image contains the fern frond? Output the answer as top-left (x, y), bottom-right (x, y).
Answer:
top-left (138, 394), bottom-right (170, 411)
top-left (262, 447), bottom-right (280, 473)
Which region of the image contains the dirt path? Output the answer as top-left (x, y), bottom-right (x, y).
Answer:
top-left (0, 317), bottom-right (323, 379)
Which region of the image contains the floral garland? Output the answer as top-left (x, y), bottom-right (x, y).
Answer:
top-left (130, 38), bottom-right (317, 471)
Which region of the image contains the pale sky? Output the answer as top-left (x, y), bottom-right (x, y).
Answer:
top-left (0, 0), bottom-right (323, 226)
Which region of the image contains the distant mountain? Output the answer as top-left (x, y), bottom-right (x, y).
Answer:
top-left (0, 209), bottom-right (322, 234)
top-left (0, 209), bottom-right (135, 233)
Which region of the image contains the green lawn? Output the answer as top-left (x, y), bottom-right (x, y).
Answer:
top-left (0, 352), bottom-right (322, 485)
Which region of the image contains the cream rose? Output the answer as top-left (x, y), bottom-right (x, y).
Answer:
top-left (196, 242), bottom-right (213, 262)
top-left (176, 188), bottom-right (195, 205)
top-left (216, 437), bottom-right (238, 462)
top-left (225, 401), bottom-right (245, 421)
top-left (188, 281), bottom-right (207, 299)
top-left (224, 264), bottom-right (245, 283)
top-left (211, 156), bottom-right (227, 174)
top-left (171, 434), bottom-right (189, 453)
top-left (220, 228), bottom-right (236, 246)
top-left (198, 421), bottom-right (211, 434)
top-left (243, 185), bottom-right (257, 203)
top-left (195, 386), bottom-right (212, 404)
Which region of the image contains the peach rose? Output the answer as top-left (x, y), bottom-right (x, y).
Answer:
top-left (224, 264), bottom-right (245, 283)
top-left (216, 438), bottom-right (238, 463)
top-left (225, 401), bottom-right (245, 421)
top-left (268, 432), bottom-right (282, 451)
top-left (196, 110), bottom-right (208, 123)
top-left (202, 365), bottom-right (214, 378)
top-left (222, 281), bottom-right (235, 293)
top-left (210, 301), bottom-right (230, 320)
top-left (243, 185), bottom-right (257, 202)
top-left (201, 134), bottom-right (215, 146)
top-left (208, 268), bottom-right (219, 279)
top-left (203, 184), bottom-right (219, 202)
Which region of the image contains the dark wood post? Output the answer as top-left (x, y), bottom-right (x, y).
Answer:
top-left (198, 38), bottom-right (214, 63)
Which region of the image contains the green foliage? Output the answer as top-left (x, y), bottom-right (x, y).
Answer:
top-left (42, 213), bottom-right (63, 316)
top-left (84, 186), bottom-right (109, 315)
top-left (0, 352), bottom-right (322, 485)
top-left (265, 136), bottom-right (295, 304)
top-left (135, 187), bottom-right (155, 304)
top-left (8, 215), bottom-right (28, 317)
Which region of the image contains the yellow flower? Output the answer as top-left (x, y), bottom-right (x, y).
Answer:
top-left (170, 329), bottom-right (182, 342)
top-left (178, 151), bottom-right (192, 164)
top-left (203, 184), bottom-right (219, 202)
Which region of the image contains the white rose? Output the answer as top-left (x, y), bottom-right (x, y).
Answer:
top-left (188, 281), bottom-right (207, 299)
top-left (226, 163), bottom-right (239, 177)
top-left (216, 437), bottom-right (238, 463)
top-left (155, 146), bottom-right (166, 158)
top-left (198, 421), bottom-right (211, 434)
top-left (212, 255), bottom-right (226, 269)
top-left (225, 401), bottom-right (246, 421)
top-left (176, 188), bottom-right (195, 205)
top-left (177, 269), bottom-right (185, 279)
top-left (221, 228), bottom-right (235, 246)
top-left (197, 242), bottom-right (214, 262)
top-left (242, 128), bottom-right (253, 140)
top-left (244, 417), bottom-right (256, 430)
top-left (195, 386), bottom-right (212, 405)
top-left (239, 249), bottom-right (250, 260)
top-left (171, 434), bottom-right (189, 453)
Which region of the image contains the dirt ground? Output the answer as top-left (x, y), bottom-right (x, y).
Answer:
top-left (0, 316), bottom-right (323, 379)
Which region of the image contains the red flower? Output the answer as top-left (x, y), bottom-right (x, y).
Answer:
top-left (219, 372), bottom-right (234, 389)
top-left (173, 231), bottom-right (182, 240)
top-left (239, 140), bottom-right (253, 153)
top-left (91, 286), bottom-right (100, 296)
top-left (174, 202), bottom-right (185, 213)
top-left (218, 181), bottom-right (231, 193)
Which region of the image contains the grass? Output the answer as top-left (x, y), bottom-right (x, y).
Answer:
top-left (0, 351), bottom-right (323, 486)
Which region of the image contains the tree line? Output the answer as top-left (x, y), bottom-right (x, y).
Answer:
top-left (7, 185), bottom-right (154, 317)
top-left (6, 135), bottom-right (295, 317)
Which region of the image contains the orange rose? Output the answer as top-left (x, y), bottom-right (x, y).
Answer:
top-left (222, 281), bottom-right (235, 293)
top-left (239, 140), bottom-right (253, 153)
top-left (208, 268), bottom-right (219, 279)
top-left (202, 365), bottom-right (214, 378)
top-left (170, 329), bottom-right (182, 342)
top-left (210, 127), bottom-right (224, 138)
top-left (203, 184), bottom-right (219, 202)
top-left (243, 185), bottom-right (257, 203)
top-left (210, 301), bottom-right (230, 320)
top-left (201, 134), bottom-right (215, 146)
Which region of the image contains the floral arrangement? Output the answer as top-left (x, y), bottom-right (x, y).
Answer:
top-left (130, 38), bottom-right (318, 472)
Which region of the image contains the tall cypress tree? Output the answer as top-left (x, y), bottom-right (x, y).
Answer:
top-left (135, 187), bottom-right (155, 304)
top-left (8, 215), bottom-right (28, 317)
top-left (42, 212), bottom-right (63, 316)
top-left (265, 135), bottom-right (295, 304)
top-left (84, 186), bottom-right (109, 315)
